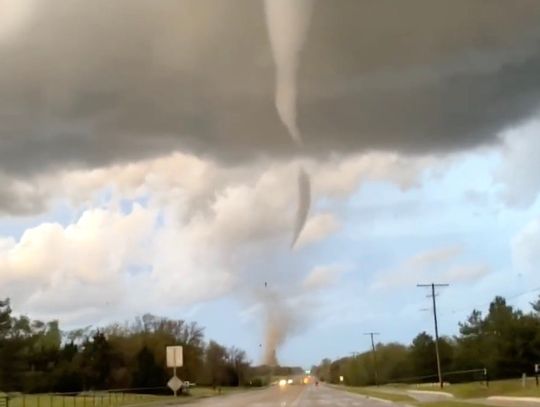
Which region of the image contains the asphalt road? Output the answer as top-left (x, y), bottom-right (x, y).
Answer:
top-left (179, 384), bottom-right (409, 407)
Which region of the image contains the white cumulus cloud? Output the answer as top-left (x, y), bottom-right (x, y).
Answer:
top-left (512, 217), bottom-right (540, 274)
top-left (302, 265), bottom-right (343, 291)
top-left (0, 150), bottom-right (432, 326)
top-left (496, 120), bottom-right (540, 208)
top-left (372, 245), bottom-right (489, 289)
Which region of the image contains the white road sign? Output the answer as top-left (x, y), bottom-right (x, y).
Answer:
top-left (166, 346), bottom-right (183, 368)
top-left (167, 376), bottom-right (183, 393)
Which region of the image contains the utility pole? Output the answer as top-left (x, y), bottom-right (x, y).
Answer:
top-left (364, 332), bottom-right (380, 386)
top-left (417, 283), bottom-right (449, 389)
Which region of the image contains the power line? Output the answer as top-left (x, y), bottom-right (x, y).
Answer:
top-left (507, 286), bottom-right (540, 301)
top-left (417, 283), bottom-right (449, 389)
top-left (364, 332), bottom-right (380, 386)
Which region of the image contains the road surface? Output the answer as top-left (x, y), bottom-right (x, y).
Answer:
top-left (179, 384), bottom-right (409, 406)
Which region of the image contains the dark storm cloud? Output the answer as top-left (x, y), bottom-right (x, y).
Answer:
top-left (2, 0), bottom-right (540, 175)
top-left (298, 0), bottom-right (540, 155)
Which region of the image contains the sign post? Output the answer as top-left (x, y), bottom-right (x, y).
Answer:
top-left (166, 346), bottom-right (183, 396)
top-left (535, 364), bottom-right (539, 387)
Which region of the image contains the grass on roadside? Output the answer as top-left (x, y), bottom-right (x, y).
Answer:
top-left (118, 387), bottom-right (257, 406)
top-left (339, 386), bottom-right (416, 403)
top-left (403, 378), bottom-right (540, 399)
top-left (3, 387), bottom-right (254, 407)
top-left (418, 402), bottom-right (490, 407)
top-left (5, 393), bottom-right (171, 407)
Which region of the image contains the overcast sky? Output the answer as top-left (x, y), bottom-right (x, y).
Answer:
top-left (1, 0), bottom-right (540, 368)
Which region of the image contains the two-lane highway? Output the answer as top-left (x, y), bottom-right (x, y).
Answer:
top-left (179, 384), bottom-right (408, 407)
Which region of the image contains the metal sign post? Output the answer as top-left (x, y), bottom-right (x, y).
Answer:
top-left (166, 346), bottom-right (184, 396)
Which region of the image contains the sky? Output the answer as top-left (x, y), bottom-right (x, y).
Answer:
top-left (1, 0), bottom-right (540, 368)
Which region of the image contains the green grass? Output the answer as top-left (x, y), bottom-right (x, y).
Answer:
top-left (405, 378), bottom-right (540, 399)
top-left (417, 402), bottom-right (489, 407)
top-left (2, 388), bottom-right (253, 407)
top-left (4, 393), bottom-right (169, 407)
top-left (126, 387), bottom-right (256, 406)
top-left (338, 386), bottom-right (416, 403)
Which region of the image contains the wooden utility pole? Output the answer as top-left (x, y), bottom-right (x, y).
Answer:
top-left (417, 283), bottom-right (449, 389)
top-left (364, 332), bottom-right (380, 386)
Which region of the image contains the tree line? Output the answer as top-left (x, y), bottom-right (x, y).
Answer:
top-left (0, 298), bottom-right (259, 393)
top-left (314, 295), bottom-right (540, 386)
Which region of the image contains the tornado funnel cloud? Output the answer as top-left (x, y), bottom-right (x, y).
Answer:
top-left (291, 167), bottom-right (311, 248)
top-left (264, 0), bottom-right (314, 247)
top-left (262, 0), bottom-right (313, 357)
top-left (264, 0), bottom-right (313, 145)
